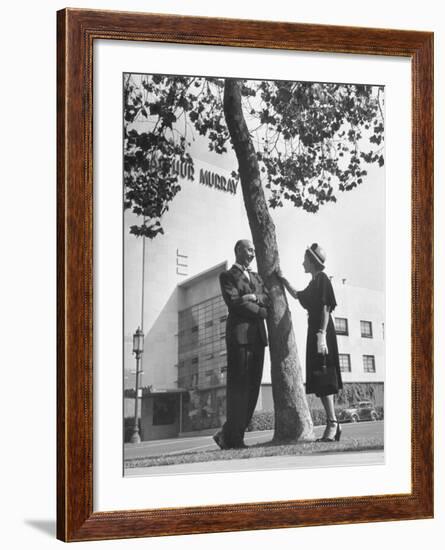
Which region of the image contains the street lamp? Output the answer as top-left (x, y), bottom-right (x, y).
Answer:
top-left (130, 326), bottom-right (144, 444)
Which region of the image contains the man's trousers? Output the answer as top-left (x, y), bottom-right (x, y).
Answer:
top-left (221, 343), bottom-right (265, 448)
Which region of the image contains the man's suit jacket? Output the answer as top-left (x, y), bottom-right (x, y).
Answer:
top-left (219, 265), bottom-right (270, 347)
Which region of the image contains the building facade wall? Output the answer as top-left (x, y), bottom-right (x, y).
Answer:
top-left (332, 282), bottom-right (385, 384)
top-left (124, 156), bottom-right (249, 391)
top-left (177, 264), bottom-right (229, 390)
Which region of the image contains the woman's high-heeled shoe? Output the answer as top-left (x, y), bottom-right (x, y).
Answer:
top-left (316, 420), bottom-right (342, 442)
top-left (316, 423), bottom-right (330, 441)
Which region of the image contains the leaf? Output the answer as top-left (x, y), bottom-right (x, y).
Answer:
top-left (149, 103), bottom-right (161, 116)
top-left (162, 111), bottom-right (177, 129)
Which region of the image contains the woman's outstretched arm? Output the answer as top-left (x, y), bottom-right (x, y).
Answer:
top-left (275, 268), bottom-right (299, 300)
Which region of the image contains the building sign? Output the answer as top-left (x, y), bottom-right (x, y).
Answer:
top-left (198, 169), bottom-right (238, 195)
top-left (164, 158), bottom-right (239, 196)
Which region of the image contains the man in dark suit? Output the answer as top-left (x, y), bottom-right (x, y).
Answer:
top-left (213, 239), bottom-right (270, 449)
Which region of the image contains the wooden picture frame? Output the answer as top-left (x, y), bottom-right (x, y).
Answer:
top-left (57, 8), bottom-right (433, 542)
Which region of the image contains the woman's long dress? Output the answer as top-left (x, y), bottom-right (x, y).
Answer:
top-left (297, 271), bottom-right (343, 397)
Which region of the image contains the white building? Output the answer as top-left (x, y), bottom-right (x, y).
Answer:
top-left (332, 282), bottom-right (385, 384)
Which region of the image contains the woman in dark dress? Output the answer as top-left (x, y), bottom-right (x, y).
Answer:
top-left (277, 243), bottom-right (343, 442)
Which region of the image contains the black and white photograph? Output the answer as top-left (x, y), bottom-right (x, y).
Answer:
top-left (123, 73), bottom-right (386, 477)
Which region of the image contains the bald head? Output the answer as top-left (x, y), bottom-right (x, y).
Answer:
top-left (234, 239), bottom-right (255, 268)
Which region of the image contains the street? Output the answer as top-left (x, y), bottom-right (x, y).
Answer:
top-left (125, 420), bottom-right (383, 461)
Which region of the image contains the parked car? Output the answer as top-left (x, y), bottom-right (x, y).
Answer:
top-left (338, 401), bottom-right (379, 423)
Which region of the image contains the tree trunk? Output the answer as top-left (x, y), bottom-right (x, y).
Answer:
top-left (223, 79), bottom-right (314, 441)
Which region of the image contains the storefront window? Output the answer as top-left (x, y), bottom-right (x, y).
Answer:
top-left (153, 396), bottom-right (176, 425)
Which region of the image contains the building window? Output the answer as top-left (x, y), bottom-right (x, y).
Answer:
top-left (335, 317), bottom-right (349, 335)
top-left (363, 355), bottom-right (376, 373)
top-left (339, 354), bottom-right (351, 372)
top-left (178, 296), bottom-right (231, 391)
top-left (361, 320), bottom-right (373, 338)
top-left (153, 396), bottom-right (176, 425)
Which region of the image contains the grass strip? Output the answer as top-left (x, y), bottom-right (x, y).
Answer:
top-left (125, 435), bottom-right (383, 469)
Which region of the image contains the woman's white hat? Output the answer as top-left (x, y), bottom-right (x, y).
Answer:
top-left (306, 243), bottom-right (326, 267)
